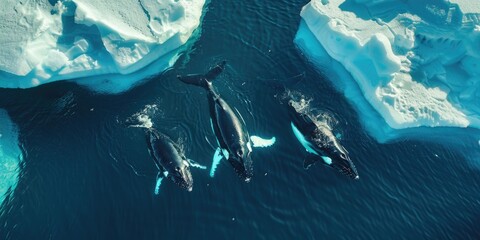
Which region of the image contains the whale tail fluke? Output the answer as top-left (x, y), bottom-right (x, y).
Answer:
top-left (205, 60), bottom-right (227, 80)
top-left (177, 74), bottom-right (209, 88)
top-left (177, 61), bottom-right (227, 89)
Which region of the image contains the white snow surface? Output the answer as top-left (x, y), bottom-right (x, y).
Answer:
top-left (296, 0), bottom-right (480, 141)
top-left (0, 0), bottom-right (206, 93)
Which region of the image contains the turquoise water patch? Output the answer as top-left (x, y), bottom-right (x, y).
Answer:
top-left (0, 109), bottom-right (22, 206)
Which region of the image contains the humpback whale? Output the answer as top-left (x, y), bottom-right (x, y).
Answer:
top-left (146, 128), bottom-right (205, 192)
top-left (177, 61), bottom-right (275, 182)
top-left (286, 95), bottom-right (359, 180)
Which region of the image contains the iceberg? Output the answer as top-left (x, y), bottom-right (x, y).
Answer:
top-left (295, 0), bottom-right (480, 142)
top-left (0, 109), bottom-right (22, 207)
top-left (0, 0), bottom-right (206, 93)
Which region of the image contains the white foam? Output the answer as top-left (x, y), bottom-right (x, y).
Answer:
top-left (296, 0), bottom-right (480, 141)
top-left (0, 109), bottom-right (22, 205)
top-left (0, 0), bottom-right (206, 93)
top-left (128, 104), bottom-right (158, 129)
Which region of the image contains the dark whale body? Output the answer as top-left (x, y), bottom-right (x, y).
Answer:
top-left (177, 61), bottom-right (253, 182)
top-left (146, 128), bottom-right (194, 191)
top-left (287, 97), bottom-right (359, 180)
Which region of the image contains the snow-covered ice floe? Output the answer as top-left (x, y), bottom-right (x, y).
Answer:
top-left (0, 0), bottom-right (206, 93)
top-left (295, 0), bottom-right (480, 142)
top-left (0, 109), bottom-right (22, 207)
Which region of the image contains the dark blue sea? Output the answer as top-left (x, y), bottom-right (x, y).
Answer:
top-left (1, 1), bottom-right (480, 239)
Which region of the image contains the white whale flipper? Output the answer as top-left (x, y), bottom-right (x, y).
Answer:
top-left (187, 159), bottom-right (207, 170)
top-left (321, 156), bottom-right (333, 165)
top-left (291, 122), bottom-right (319, 155)
top-left (250, 136), bottom-right (276, 148)
top-left (210, 148), bottom-right (224, 177)
top-left (154, 172), bottom-right (163, 195)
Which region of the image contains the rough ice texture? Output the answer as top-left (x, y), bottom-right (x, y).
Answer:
top-left (0, 109), bottom-right (22, 206)
top-left (295, 0), bottom-right (480, 141)
top-left (0, 0), bottom-right (206, 93)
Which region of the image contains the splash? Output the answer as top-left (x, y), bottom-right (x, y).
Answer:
top-left (285, 90), bottom-right (312, 114)
top-left (286, 90), bottom-right (343, 146)
top-left (0, 109), bottom-right (22, 207)
top-left (127, 104), bottom-right (158, 129)
top-left (286, 90), bottom-right (342, 129)
top-left (312, 111), bottom-right (339, 132)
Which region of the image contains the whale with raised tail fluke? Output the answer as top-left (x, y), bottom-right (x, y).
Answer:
top-left (177, 61), bottom-right (275, 182)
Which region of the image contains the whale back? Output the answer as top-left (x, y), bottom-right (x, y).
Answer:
top-left (146, 128), bottom-right (194, 190)
top-left (147, 129), bottom-right (192, 176)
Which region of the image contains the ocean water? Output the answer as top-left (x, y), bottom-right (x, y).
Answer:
top-left (1, 0), bottom-right (480, 239)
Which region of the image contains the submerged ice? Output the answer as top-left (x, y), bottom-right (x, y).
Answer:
top-left (0, 0), bottom-right (206, 93)
top-left (295, 0), bottom-right (480, 141)
top-left (0, 110), bottom-right (22, 206)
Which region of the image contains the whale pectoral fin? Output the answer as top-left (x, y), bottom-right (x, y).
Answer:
top-left (154, 172), bottom-right (164, 195)
top-left (303, 155), bottom-right (319, 169)
top-left (210, 148), bottom-right (224, 177)
top-left (250, 136), bottom-right (276, 148)
top-left (187, 159), bottom-right (207, 170)
top-left (320, 156), bottom-right (333, 165)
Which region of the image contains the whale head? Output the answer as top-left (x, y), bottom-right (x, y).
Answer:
top-left (169, 160), bottom-right (194, 191)
top-left (146, 129), bottom-right (194, 191)
top-left (328, 146), bottom-right (359, 180)
top-left (228, 142), bottom-right (253, 182)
